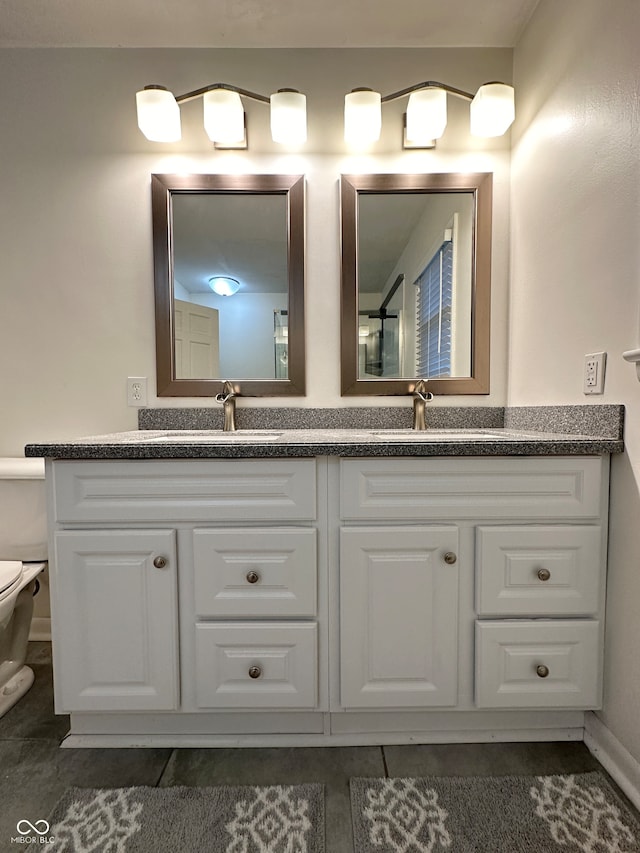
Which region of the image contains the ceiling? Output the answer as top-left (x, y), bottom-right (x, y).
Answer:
top-left (0, 0), bottom-right (540, 48)
top-left (172, 194), bottom-right (288, 295)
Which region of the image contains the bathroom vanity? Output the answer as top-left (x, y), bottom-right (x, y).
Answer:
top-left (26, 415), bottom-right (623, 747)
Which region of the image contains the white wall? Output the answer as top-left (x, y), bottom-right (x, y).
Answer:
top-left (511, 0), bottom-right (640, 760)
top-left (0, 47), bottom-right (512, 456)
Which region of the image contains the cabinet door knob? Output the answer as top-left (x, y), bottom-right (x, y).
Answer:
top-left (153, 556), bottom-right (167, 569)
top-left (248, 666), bottom-right (262, 679)
top-left (443, 552), bottom-right (457, 565)
top-left (246, 570), bottom-right (260, 584)
top-left (536, 664), bottom-right (550, 678)
top-left (537, 568), bottom-right (551, 582)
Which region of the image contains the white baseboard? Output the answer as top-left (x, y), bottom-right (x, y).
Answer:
top-left (29, 617), bottom-right (51, 642)
top-left (584, 712), bottom-right (640, 811)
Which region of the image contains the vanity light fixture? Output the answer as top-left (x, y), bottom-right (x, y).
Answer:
top-left (208, 276), bottom-right (241, 296)
top-left (344, 80), bottom-right (515, 148)
top-left (136, 83), bottom-right (307, 147)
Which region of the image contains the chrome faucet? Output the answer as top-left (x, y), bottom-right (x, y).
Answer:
top-left (412, 380), bottom-right (434, 430)
top-left (215, 380), bottom-right (237, 432)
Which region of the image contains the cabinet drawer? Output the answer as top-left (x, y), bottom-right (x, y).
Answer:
top-left (475, 620), bottom-right (600, 709)
top-left (193, 528), bottom-right (317, 618)
top-left (53, 458), bottom-right (316, 523)
top-left (476, 526), bottom-right (602, 616)
top-left (340, 457), bottom-right (602, 521)
top-left (195, 622), bottom-right (317, 709)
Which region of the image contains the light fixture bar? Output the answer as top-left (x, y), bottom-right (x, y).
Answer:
top-left (174, 82), bottom-right (270, 106)
top-left (380, 80), bottom-right (475, 104)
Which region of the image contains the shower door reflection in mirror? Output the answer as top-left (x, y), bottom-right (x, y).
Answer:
top-left (358, 191), bottom-right (474, 380)
top-left (341, 173), bottom-right (492, 396)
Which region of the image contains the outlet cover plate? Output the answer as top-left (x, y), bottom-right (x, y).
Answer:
top-left (584, 352), bottom-right (606, 395)
top-left (127, 377), bottom-right (148, 407)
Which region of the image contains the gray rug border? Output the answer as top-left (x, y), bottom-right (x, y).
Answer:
top-left (45, 782), bottom-right (325, 853)
top-left (350, 770), bottom-right (640, 853)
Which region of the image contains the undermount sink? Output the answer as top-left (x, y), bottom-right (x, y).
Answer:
top-left (369, 429), bottom-right (503, 440)
top-left (136, 430), bottom-right (283, 442)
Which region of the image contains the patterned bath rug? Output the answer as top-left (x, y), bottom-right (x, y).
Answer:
top-left (40, 783), bottom-right (324, 852)
top-left (351, 771), bottom-right (640, 852)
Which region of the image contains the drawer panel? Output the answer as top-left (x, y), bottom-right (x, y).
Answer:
top-left (475, 620), bottom-right (600, 708)
top-left (195, 622), bottom-right (317, 709)
top-left (53, 459), bottom-right (316, 523)
top-left (193, 528), bottom-right (317, 618)
top-left (476, 526), bottom-right (602, 616)
top-left (340, 457), bottom-right (602, 521)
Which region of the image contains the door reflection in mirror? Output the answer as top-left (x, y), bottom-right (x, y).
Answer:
top-left (171, 192), bottom-right (288, 381)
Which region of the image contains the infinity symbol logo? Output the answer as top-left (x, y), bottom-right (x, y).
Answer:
top-left (16, 819), bottom-right (50, 835)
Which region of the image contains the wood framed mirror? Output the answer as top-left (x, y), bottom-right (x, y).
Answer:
top-left (340, 172), bottom-right (492, 396)
top-left (152, 173), bottom-right (305, 396)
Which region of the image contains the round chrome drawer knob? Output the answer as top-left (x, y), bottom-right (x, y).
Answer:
top-left (536, 664), bottom-right (550, 678)
top-left (246, 570), bottom-right (260, 584)
top-left (444, 552), bottom-right (457, 565)
top-left (537, 568), bottom-right (551, 582)
top-left (153, 556), bottom-right (167, 569)
top-left (248, 666), bottom-right (262, 679)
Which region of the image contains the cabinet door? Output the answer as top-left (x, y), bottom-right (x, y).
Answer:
top-left (53, 530), bottom-right (178, 712)
top-left (340, 526), bottom-right (459, 708)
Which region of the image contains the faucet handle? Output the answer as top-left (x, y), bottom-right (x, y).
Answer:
top-left (413, 380), bottom-right (434, 402)
top-left (216, 380), bottom-right (237, 403)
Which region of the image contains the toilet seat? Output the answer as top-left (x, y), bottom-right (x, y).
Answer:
top-left (0, 561), bottom-right (22, 598)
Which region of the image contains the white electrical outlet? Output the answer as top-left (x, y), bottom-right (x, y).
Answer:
top-left (583, 352), bottom-right (606, 395)
top-left (127, 377), bottom-right (148, 407)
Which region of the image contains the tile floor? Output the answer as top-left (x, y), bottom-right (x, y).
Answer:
top-left (0, 642), bottom-right (628, 852)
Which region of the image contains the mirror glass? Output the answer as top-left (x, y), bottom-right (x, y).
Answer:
top-left (152, 174), bottom-right (305, 397)
top-left (341, 173), bottom-right (492, 396)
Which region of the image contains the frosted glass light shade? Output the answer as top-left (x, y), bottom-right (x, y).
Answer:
top-left (136, 87), bottom-right (181, 142)
top-left (208, 276), bottom-right (240, 296)
top-left (270, 90), bottom-right (307, 144)
top-left (344, 89), bottom-right (381, 146)
top-left (406, 88), bottom-right (447, 142)
top-left (203, 89), bottom-right (245, 143)
top-left (470, 83), bottom-right (515, 137)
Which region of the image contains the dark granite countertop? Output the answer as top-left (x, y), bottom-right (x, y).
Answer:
top-left (24, 426), bottom-right (623, 460)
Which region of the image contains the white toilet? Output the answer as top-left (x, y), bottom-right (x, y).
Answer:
top-left (0, 457), bottom-right (47, 717)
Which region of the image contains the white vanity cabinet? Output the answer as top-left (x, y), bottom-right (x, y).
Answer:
top-left (49, 457), bottom-right (321, 719)
top-left (46, 451), bottom-right (610, 746)
top-left (339, 456), bottom-right (608, 716)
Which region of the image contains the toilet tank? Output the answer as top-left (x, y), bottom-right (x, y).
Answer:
top-left (0, 458), bottom-right (47, 561)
